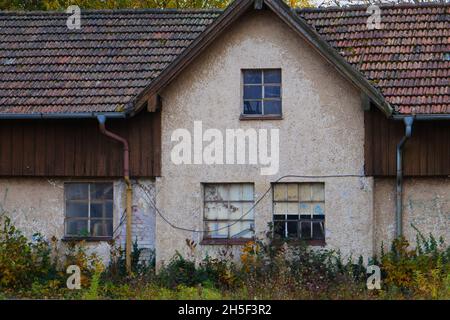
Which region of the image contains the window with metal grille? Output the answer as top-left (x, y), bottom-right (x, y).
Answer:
top-left (273, 183), bottom-right (325, 241)
top-left (204, 183), bottom-right (255, 239)
top-left (242, 69), bottom-right (281, 116)
top-left (64, 182), bottom-right (113, 239)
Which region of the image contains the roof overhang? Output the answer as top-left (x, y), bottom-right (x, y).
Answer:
top-left (127, 0), bottom-right (393, 117)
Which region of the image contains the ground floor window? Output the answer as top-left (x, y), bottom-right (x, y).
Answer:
top-left (273, 182), bottom-right (325, 242)
top-left (203, 183), bottom-right (255, 240)
top-left (64, 182), bottom-right (113, 239)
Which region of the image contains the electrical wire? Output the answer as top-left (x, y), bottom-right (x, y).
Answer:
top-left (134, 174), bottom-right (364, 234)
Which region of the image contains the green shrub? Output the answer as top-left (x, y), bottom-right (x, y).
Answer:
top-left (0, 215), bottom-right (56, 289)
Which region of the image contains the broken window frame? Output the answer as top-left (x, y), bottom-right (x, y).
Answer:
top-left (203, 183), bottom-right (255, 240)
top-left (272, 182), bottom-right (325, 242)
top-left (242, 69), bottom-right (282, 116)
top-left (64, 182), bottom-right (114, 239)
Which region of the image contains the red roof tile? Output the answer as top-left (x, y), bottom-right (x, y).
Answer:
top-left (299, 3), bottom-right (449, 114)
top-left (0, 3), bottom-right (448, 115)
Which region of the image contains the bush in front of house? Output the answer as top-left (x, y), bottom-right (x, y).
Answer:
top-left (1, 215), bottom-right (450, 299)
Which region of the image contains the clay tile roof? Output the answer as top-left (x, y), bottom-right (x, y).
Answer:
top-left (0, 3), bottom-right (448, 115)
top-left (0, 9), bottom-right (221, 114)
top-left (299, 2), bottom-right (449, 115)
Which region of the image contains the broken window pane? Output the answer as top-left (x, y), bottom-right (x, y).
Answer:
top-left (204, 183), bottom-right (254, 240)
top-left (204, 202), bottom-right (228, 220)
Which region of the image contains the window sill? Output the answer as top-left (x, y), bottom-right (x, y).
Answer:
top-left (239, 114), bottom-right (283, 121)
top-left (201, 238), bottom-right (254, 246)
top-left (62, 236), bottom-right (113, 242)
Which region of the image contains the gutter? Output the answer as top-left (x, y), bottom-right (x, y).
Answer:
top-left (392, 114), bottom-right (450, 121)
top-left (0, 112), bottom-right (126, 120)
top-left (96, 115), bottom-right (133, 274)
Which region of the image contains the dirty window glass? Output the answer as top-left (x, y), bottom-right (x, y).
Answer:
top-left (65, 182), bottom-right (113, 238)
top-left (273, 183), bottom-right (325, 241)
top-left (242, 69), bottom-right (281, 116)
top-left (204, 183), bottom-right (254, 240)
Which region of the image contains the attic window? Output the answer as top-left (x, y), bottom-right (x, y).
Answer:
top-left (242, 69), bottom-right (282, 117)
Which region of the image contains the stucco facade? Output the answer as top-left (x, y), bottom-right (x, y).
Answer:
top-left (155, 10), bottom-right (375, 266)
top-left (0, 178), bottom-right (155, 264)
top-left (374, 178), bottom-right (450, 253)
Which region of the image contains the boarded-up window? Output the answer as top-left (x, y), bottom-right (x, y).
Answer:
top-left (64, 182), bottom-right (113, 238)
top-left (204, 183), bottom-right (255, 239)
top-left (273, 183), bottom-right (325, 241)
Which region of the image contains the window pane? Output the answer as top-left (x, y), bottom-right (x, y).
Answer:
top-left (91, 219), bottom-right (112, 237)
top-left (243, 85), bottom-right (262, 99)
top-left (65, 183), bottom-right (88, 200)
top-left (299, 202), bottom-right (311, 216)
top-left (263, 100), bottom-right (281, 115)
top-left (105, 200), bottom-right (113, 218)
top-left (90, 183), bottom-right (113, 200)
top-left (274, 202), bottom-right (287, 214)
top-left (204, 202), bottom-right (228, 220)
top-left (66, 202), bottom-right (88, 218)
top-left (301, 222), bottom-right (312, 240)
top-left (243, 70), bottom-right (262, 84)
top-left (66, 220), bottom-right (88, 237)
top-left (242, 202), bottom-right (255, 220)
top-left (312, 221), bottom-right (325, 240)
top-left (206, 222), bottom-right (228, 239)
top-left (242, 184), bottom-right (254, 201)
top-left (287, 221), bottom-right (298, 238)
top-left (287, 184), bottom-right (298, 201)
top-left (299, 184), bottom-right (312, 201)
top-left (90, 203), bottom-right (103, 218)
top-left (243, 100), bottom-right (262, 114)
top-left (287, 202), bottom-right (298, 215)
top-left (313, 203), bottom-right (325, 216)
top-left (264, 85), bottom-right (280, 98)
top-left (204, 184), bottom-right (229, 201)
top-left (230, 221), bottom-right (253, 238)
top-left (264, 69), bottom-right (281, 83)
top-left (229, 201), bottom-right (243, 220)
top-left (273, 184), bottom-right (287, 201)
top-left (312, 183), bottom-right (325, 201)
top-left (229, 184), bottom-right (242, 201)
